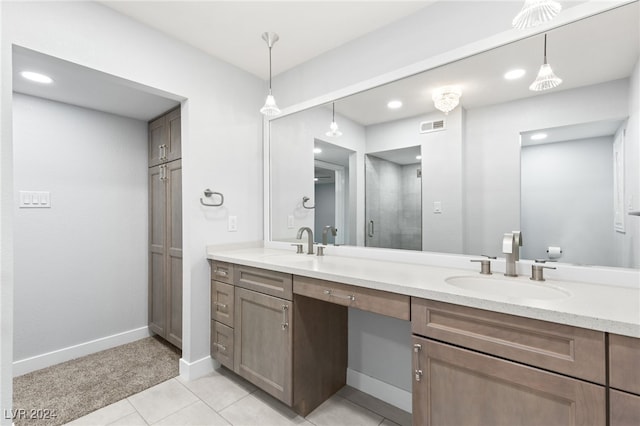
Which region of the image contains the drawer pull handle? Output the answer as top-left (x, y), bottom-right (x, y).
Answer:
top-left (213, 301), bottom-right (228, 310)
top-left (281, 304), bottom-right (289, 330)
top-left (213, 342), bottom-right (227, 352)
top-left (413, 343), bottom-right (423, 382)
top-left (214, 269), bottom-right (229, 277)
top-left (323, 289), bottom-right (355, 302)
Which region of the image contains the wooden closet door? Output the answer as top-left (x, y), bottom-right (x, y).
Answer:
top-left (165, 159), bottom-right (182, 348)
top-left (148, 164), bottom-right (166, 336)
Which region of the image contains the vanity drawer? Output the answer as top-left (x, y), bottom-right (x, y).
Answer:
top-left (235, 265), bottom-right (293, 300)
top-left (294, 276), bottom-right (409, 320)
top-left (411, 298), bottom-right (605, 384)
top-left (210, 260), bottom-right (234, 284)
top-left (609, 334), bottom-right (640, 394)
top-left (211, 320), bottom-right (234, 371)
top-left (211, 281), bottom-right (234, 327)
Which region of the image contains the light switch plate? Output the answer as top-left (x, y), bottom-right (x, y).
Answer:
top-left (228, 215), bottom-right (238, 232)
top-left (19, 191), bottom-right (51, 208)
top-left (433, 201), bottom-right (442, 214)
top-left (287, 215), bottom-right (295, 228)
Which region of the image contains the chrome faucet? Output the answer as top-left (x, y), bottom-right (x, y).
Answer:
top-left (502, 231), bottom-right (523, 277)
top-left (321, 225), bottom-right (337, 245)
top-left (296, 227), bottom-right (314, 255)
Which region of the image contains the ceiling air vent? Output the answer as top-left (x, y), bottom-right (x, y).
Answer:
top-left (419, 119), bottom-right (445, 134)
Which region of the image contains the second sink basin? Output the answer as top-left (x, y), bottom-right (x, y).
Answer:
top-left (445, 275), bottom-right (570, 301)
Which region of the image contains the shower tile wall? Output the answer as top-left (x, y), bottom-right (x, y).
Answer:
top-left (366, 155), bottom-right (421, 250)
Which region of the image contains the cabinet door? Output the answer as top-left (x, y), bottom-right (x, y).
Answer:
top-left (165, 108), bottom-right (181, 162)
top-left (148, 116), bottom-right (166, 167)
top-left (234, 287), bottom-right (292, 405)
top-left (412, 336), bottom-right (606, 426)
top-left (610, 389), bottom-right (640, 426)
top-left (148, 164), bottom-right (166, 336)
top-left (609, 334), bottom-right (640, 395)
top-left (211, 320), bottom-right (234, 371)
top-left (165, 160), bottom-right (182, 348)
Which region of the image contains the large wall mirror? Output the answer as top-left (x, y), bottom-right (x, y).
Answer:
top-left (269, 2), bottom-right (639, 269)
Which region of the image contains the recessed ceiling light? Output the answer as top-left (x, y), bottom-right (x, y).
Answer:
top-left (313, 148), bottom-right (322, 154)
top-left (387, 100), bottom-right (403, 109)
top-left (530, 132), bottom-right (548, 140)
top-left (504, 69), bottom-right (526, 80)
top-left (21, 71), bottom-right (53, 84)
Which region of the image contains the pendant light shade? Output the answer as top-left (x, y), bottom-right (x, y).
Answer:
top-left (326, 103), bottom-right (342, 137)
top-left (529, 34), bottom-right (562, 91)
top-left (512, 0), bottom-right (562, 29)
top-left (260, 32), bottom-right (281, 116)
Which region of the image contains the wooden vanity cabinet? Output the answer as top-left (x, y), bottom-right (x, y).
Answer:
top-left (411, 298), bottom-right (607, 426)
top-left (609, 334), bottom-right (640, 426)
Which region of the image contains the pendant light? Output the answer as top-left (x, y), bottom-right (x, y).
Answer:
top-left (326, 103), bottom-right (342, 137)
top-left (260, 32), bottom-right (281, 116)
top-left (529, 34), bottom-right (562, 92)
top-left (512, 0), bottom-right (561, 29)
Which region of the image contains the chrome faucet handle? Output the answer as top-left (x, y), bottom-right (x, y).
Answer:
top-left (530, 264), bottom-right (556, 282)
top-left (470, 255), bottom-right (495, 275)
top-left (316, 244), bottom-right (326, 256)
top-left (291, 243), bottom-right (304, 254)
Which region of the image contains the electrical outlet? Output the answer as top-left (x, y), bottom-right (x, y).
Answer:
top-left (228, 215), bottom-right (238, 232)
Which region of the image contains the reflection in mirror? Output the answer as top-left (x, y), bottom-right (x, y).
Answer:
top-left (313, 139), bottom-right (354, 245)
top-left (521, 119), bottom-right (629, 267)
top-left (269, 2), bottom-right (639, 268)
top-left (365, 146), bottom-right (422, 250)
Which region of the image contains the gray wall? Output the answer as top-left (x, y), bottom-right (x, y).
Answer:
top-left (13, 94), bottom-right (148, 361)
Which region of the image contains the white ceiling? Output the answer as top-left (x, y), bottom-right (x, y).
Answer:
top-left (11, 1), bottom-right (638, 124)
top-left (99, 0), bottom-right (432, 79)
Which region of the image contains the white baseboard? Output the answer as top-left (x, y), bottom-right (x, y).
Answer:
top-left (179, 355), bottom-right (215, 381)
top-left (13, 326), bottom-right (151, 377)
top-left (346, 368), bottom-right (412, 413)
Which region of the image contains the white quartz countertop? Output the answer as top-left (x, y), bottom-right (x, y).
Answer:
top-left (206, 246), bottom-right (640, 338)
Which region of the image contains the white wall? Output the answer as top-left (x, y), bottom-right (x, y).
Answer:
top-left (464, 79), bottom-right (630, 257)
top-left (1, 2), bottom-right (264, 412)
top-left (521, 136), bottom-right (615, 265)
top-left (12, 94), bottom-right (148, 363)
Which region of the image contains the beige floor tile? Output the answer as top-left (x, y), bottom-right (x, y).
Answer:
top-left (178, 369), bottom-right (256, 412)
top-left (305, 395), bottom-right (383, 426)
top-left (65, 399), bottom-right (136, 425)
top-left (127, 379), bottom-right (198, 424)
top-left (107, 411), bottom-right (148, 425)
top-left (153, 401), bottom-right (230, 426)
top-left (219, 391), bottom-right (311, 426)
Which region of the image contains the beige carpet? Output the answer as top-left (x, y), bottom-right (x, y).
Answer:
top-left (13, 336), bottom-right (180, 426)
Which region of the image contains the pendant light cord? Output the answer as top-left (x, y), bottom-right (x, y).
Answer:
top-left (543, 33), bottom-right (548, 65)
top-left (268, 45), bottom-right (273, 92)
top-left (332, 103), bottom-right (335, 121)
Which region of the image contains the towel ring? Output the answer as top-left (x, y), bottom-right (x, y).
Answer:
top-left (302, 196), bottom-right (315, 209)
top-left (200, 189), bottom-right (224, 207)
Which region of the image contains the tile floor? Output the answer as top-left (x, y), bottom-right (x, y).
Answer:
top-left (66, 368), bottom-right (411, 426)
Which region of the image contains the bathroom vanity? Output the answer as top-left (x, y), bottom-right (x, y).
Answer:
top-left (207, 247), bottom-right (640, 425)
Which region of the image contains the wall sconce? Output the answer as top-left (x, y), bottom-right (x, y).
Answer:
top-left (512, 0), bottom-right (562, 29)
top-left (432, 86), bottom-right (462, 115)
top-left (260, 32), bottom-right (281, 116)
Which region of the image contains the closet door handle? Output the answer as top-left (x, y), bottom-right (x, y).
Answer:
top-left (368, 220), bottom-right (375, 238)
top-left (281, 304), bottom-right (289, 330)
top-left (413, 343), bottom-right (423, 382)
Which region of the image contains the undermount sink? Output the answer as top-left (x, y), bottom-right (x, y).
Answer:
top-left (445, 275), bottom-right (570, 301)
